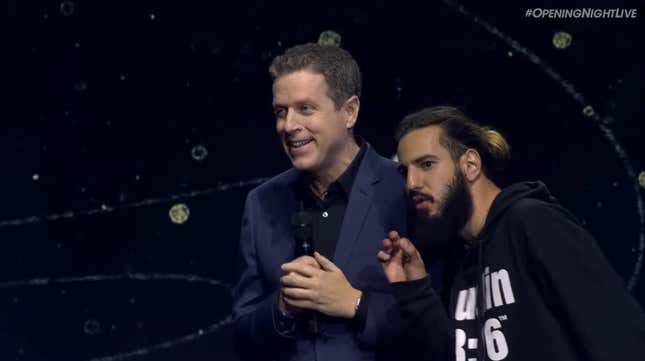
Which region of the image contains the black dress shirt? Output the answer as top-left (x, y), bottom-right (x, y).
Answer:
top-left (295, 138), bottom-right (370, 330)
top-left (298, 141), bottom-right (367, 260)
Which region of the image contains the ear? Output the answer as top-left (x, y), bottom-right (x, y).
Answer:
top-left (459, 149), bottom-right (482, 182)
top-left (342, 95), bottom-right (360, 129)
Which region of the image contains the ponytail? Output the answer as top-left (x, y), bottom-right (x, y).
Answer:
top-left (481, 128), bottom-right (511, 173)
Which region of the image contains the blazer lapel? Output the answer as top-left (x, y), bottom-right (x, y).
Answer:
top-left (332, 145), bottom-right (381, 270)
top-left (267, 170), bottom-right (301, 253)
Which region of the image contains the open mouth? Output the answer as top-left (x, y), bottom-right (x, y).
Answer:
top-left (412, 195), bottom-right (432, 204)
top-left (411, 194), bottom-right (434, 210)
top-left (287, 139), bottom-right (313, 149)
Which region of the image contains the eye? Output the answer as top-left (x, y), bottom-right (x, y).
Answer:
top-left (274, 107), bottom-right (286, 120)
top-left (300, 104), bottom-right (315, 114)
top-left (420, 160), bottom-right (435, 170)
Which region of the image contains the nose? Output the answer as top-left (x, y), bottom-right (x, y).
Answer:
top-left (283, 109), bottom-right (302, 134)
top-left (406, 167), bottom-right (422, 191)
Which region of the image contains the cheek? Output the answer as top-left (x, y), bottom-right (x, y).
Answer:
top-left (275, 121), bottom-right (284, 135)
top-left (320, 119), bottom-right (346, 143)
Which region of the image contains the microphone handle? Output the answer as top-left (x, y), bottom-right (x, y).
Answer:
top-left (299, 235), bottom-right (318, 336)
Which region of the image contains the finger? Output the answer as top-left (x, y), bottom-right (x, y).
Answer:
top-left (388, 230), bottom-right (400, 241)
top-left (377, 250), bottom-right (391, 263)
top-left (314, 252), bottom-right (340, 272)
top-left (293, 255), bottom-right (321, 268)
top-left (282, 296), bottom-right (314, 310)
top-left (282, 287), bottom-right (314, 300)
top-left (282, 262), bottom-right (320, 277)
top-left (382, 238), bottom-right (393, 250)
top-left (281, 273), bottom-right (315, 289)
top-left (398, 237), bottom-right (420, 258)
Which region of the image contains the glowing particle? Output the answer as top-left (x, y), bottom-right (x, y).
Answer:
top-left (191, 145), bottom-right (208, 162)
top-left (582, 105), bottom-right (595, 117)
top-left (59, 1), bottom-right (75, 16)
top-left (603, 115), bottom-right (616, 125)
top-left (119, 75), bottom-right (126, 81)
top-left (32, 174), bottom-right (39, 181)
top-left (84, 319), bottom-right (101, 335)
top-left (507, 51), bottom-right (513, 57)
top-left (394, 77), bottom-right (403, 99)
top-left (318, 30), bottom-right (342, 47)
top-left (169, 203), bottom-right (190, 224)
top-left (149, 13), bottom-right (156, 21)
top-left (552, 31), bottom-right (572, 49)
top-left (638, 171), bottom-right (645, 188)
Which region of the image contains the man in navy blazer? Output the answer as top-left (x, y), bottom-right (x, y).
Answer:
top-left (232, 43), bottom-right (410, 360)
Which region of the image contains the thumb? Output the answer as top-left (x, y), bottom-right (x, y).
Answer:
top-left (314, 252), bottom-right (340, 272)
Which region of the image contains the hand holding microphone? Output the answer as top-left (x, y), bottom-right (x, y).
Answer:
top-left (279, 255), bottom-right (320, 315)
top-left (278, 211), bottom-right (320, 316)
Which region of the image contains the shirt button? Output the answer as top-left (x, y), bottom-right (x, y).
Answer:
top-left (322, 211), bottom-right (329, 218)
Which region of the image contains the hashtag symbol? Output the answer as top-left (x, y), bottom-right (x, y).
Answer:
top-left (525, 8), bottom-right (532, 17)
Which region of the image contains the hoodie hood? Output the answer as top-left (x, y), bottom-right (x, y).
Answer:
top-left (479, 181), bottom-right (559, 241)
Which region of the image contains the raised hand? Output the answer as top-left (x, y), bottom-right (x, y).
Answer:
top-left (377, 231), bottom-right (428, 283)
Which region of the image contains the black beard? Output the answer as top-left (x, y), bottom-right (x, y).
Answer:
top-left (411, 169), bottom-right (473, 254)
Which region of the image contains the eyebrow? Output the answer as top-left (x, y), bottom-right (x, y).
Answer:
top-left (410, 154), bottom-right (439, 165)
top-left (273, 98), bottom-right (318, 108)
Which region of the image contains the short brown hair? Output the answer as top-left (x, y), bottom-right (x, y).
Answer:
top-left (269, 43), bottom-right (361, 109)
top-left (396, 106), bottom-right (511, 178)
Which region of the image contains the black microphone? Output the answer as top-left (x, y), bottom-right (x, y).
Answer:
top-left (291, 211), bottom-right (313, 257)
top-left (290, 210), bottom-right (318, 336)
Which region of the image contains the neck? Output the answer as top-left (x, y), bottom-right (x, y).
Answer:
top-left (460, 177), bottom-right (501, 241)
top-left (310, 138), bottom-right (359, 198)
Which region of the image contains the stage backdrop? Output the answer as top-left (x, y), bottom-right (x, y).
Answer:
top-left (3, 0), bottom-right (644, 360)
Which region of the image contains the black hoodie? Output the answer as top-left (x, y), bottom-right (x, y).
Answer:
top-left (392, 181), bottom-right (645, 361)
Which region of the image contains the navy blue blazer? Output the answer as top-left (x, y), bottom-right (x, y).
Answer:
top-left (233, 143), bottom-right (409, 361)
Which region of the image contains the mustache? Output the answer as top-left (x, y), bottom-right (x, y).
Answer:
top-left (408, 190), bottom-right (434, 203)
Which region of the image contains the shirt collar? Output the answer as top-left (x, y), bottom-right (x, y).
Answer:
top-left (296, 136), bottom-right (367, 199)
top-left (335, 136), bottom-right (367, 196)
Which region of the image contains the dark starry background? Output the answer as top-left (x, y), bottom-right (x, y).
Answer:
top-left (2, 0), bottom-right (644, 360)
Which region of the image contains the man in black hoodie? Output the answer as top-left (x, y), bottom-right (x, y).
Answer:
top-left (378, 106), bottom-right (645, 361)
